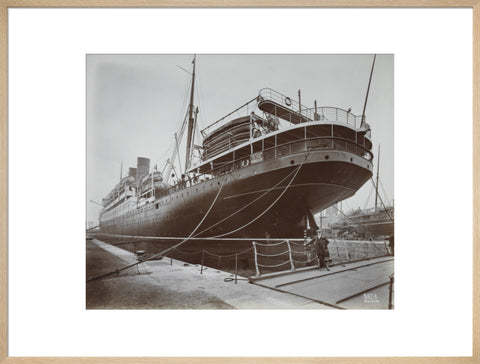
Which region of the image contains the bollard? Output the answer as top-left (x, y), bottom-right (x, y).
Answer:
top-left (200, 250), bottom-right (205, 274)
top-left (235, 253), bottom-right (238, 284)
top-left (170, 256), bottom-right (173, 265)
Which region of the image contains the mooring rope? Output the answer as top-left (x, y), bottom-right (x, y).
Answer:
top-left (192, 165), bottom-right (300, 237)
top-left (87, 181), bottom-right (225, 283)
top-left (89, 151), bottom-right (311, 281)
top-left (209, 151), bottom-right (310, 238)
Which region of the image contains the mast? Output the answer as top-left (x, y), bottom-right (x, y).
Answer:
top-left (374, 144), bottom-right (380, 211)
top-left (361, 54), bottom-right (376, 128)
top-left (298, 89), bottom-right (302, 113)
top-left (185, 55), bottom-right (196, 172)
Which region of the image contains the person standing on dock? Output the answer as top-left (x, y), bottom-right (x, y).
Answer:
top-left (307, 230), bottom-right (330, 270)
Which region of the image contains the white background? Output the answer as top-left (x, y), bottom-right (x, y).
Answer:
top-left (8, 8), bottom-right (472, 357)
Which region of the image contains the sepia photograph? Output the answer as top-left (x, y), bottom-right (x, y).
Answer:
top-left (86, 54), bottom-right (394, 310)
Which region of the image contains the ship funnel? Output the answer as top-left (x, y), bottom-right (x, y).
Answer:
top-left (128, 167), bottom-right (137, 178)
top-left (136, 157), bottom-right (150, 186)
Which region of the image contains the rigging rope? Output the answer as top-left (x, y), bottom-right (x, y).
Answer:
top-left (209, 151), bottom-right (310, 238)
top-left (193, 164), bottom-right (300, 237)
top-left (379, 179), bottom-right (390, 204)
top-left (369, 178), bottom-right (394, 223)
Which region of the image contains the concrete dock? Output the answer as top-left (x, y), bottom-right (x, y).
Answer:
top-left (86, 239), bottom-right (333, 309)
top-left (251, 257), bottom-right (394, 309)
top-left (86, 239), bottom-right (393, 309)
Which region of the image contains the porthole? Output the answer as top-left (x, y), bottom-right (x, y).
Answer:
top-left (350, 158), bottom-right (353, 162)
top-left (325, 155), bottom-right (329, 160)
top-left (290, 160), bottom-right (295, 165)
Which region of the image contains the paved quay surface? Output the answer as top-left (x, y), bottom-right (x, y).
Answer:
top-left (253, 257), bottom-right (394, 309)
top-left (86, 239), bottom-right (332, 309)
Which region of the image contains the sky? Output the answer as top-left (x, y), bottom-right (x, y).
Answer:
top-left (87, 54), bottom-right (394, 224)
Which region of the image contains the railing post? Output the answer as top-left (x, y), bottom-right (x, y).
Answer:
top-left (274, 134), bottom-right (277, 159)
top-left (249, 113), bottom-right (253, 154)
top-left (286, 240), bottom-right (295, 271)
top-left (235, 253), bottom-right (238, 284)
top-left (388, 274), bottom-right (394, 309)
top-left (252, 242), bottom-right (261, 277)
top-left (200, 249), bottom-right (205, 274)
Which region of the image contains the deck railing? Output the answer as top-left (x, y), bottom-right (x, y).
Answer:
top-left (258, 88), bottom-right (364, 127)
top-left (157, 135), bottom-right (372, 199)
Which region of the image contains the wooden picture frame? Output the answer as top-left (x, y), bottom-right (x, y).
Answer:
top-left (0, 1), bottom-right (478, 363)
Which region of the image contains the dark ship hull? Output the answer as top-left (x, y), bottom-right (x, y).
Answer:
top-left (100, 149), bottom-right (372, 240)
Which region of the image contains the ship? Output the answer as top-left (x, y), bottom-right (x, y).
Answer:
top-left (326, 144), bottom-right (394, 239)
top-left (97, 56), bottom-right (375, 254)
top-left (330, 204), bottom-right (394, 239)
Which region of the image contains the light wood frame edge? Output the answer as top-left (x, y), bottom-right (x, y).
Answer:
top-left (0, 1), bottom-right (478, 363)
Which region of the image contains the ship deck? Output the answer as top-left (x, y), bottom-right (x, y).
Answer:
top-left (87, 238), bottom-right (393, 309)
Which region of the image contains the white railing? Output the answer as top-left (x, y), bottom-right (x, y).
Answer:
top-left (258, 88), bottom-right (364, 128)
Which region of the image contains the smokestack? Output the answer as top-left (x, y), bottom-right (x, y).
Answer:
top-left (128, 167), bottom-right (137, 178)
top-left (136, 157), bottom-right (150, 186)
